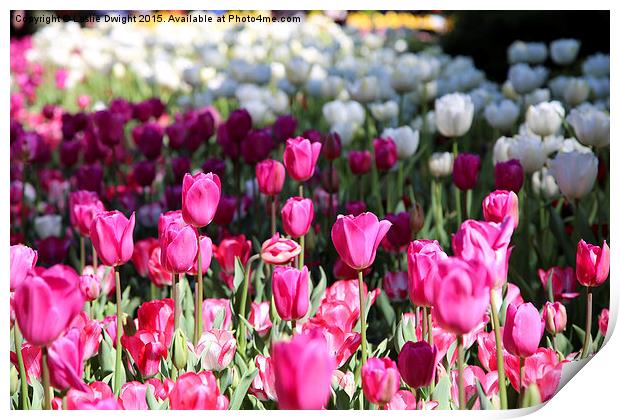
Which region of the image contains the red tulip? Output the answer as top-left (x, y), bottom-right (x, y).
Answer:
top-left (256, 159), bottom-right (286, 196)
top-left (48, 328), bottom-right (88, 392)
top-left (188, 235), bottom-right (213, 276)
top-left (132, 238), bottom-right (158, 277)
top-left (407, 239), bottom-right (447, 307)
top-left (272, 331), bottom-right (336, 409)
top-left (10, 244), bottom-right (37, 291)
top-left (159, 217), bottom-right (198, 273)
top-left (169, 371), bottom-right (222, 410)
top-left (362, 357), bottom-right (401, 405)
top-left (482, 190), bottom-right (519, 228)
top-left (348, 150), bottom-right (372, 175)
top-left (598, 308), bottom-right (609, 336)
top-left (576, 239), bottom-right (610, 287)
top-left (10, 343), bottom-right (41, 384)
top-left (283, 136), bottom-right (322, 182)
top-left (373, 138), bottom-right (398, 171)
top-left (503, 302), bottom-right (544, 358)
top-left (260, 233), bottom-right (301, 265)
top-left (331, 212), bottom-right (392, 271)
top-left (137, 299), bottom-right (174, 347)
top-left (14, 265), bottom-right (85, 346)
top-left (397, 340), bottom-right (438, 389)
top-left (213, 235), bottom-right (252, 281)
top-left (543, 301), bottom-right (567, 335)
top-left (281, 197), bottom-right (314, 238)
top-left (272, 265), bottom-right (310, 321)
top-left (382, 271), bottom-right (408, 302)
top-left (181, 172), bottom-right (221, 227)
top-left (249, 355), bottom-right (277, 401)
top-left (90, 211), bottom-right (136, 267)
top-left (69, 190), bottom-right (105, 237)
top-left (121, 330), bottom-right (168, 378)
top-left (453, 153), bottom-right (481, 191)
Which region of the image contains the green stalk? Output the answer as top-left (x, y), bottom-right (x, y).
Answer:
top-left (457, 335), bottom-right (465, 410)
top-left (465, 189), bottom-right (473, 220)
top-left (357, 270), bottom-right (367, 410)
top-left (13, 325), bottom-right (30, 409)
top-left (80, 236), bottom-right (85, 274)
top-left (92, 243), bottom-right (98, 271)
top-left (298, 235), bottom-right (305, 270)
top-left (173, 273), bottom-right (181, 332)
top-left (195, 236), bottom-right (203, 345)
top-left (114, 268), bottom-right (123, 395)
top-left (42, 347), bottom-right (51, 410)
top-left (581, 289), bottom-right (592, 359)
top-left (490, 291), bottom-right (508, 409)
top-left (270, 196), bottom-right (276, 236)
top-left (239, 255), bottom-right (260, 358)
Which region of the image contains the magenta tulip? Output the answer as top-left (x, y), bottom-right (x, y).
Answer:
top-left (281, 197), bottom-right (314, 238)
top-left (10, 244), bottom-right (37, 291)
top-left (260, 233), bottom-right (301, 265)
top-left (362, 357), bottom-right (401, 405)
top-left (181, 172), bottom-right (221, 227)
top-left (453, 153), bottom-right (481, 191)
top-left (482, 190), bottom-right (519, 228)
top-left (576, 240), bottom-right (610, 287)
top-left (272, 265), bottom-right (310, 321)
top-left (331, 212), bottom-right (392, 271)
top-left (169, 371), bottom-right (221, 410)
top-left (188, 235), bottom-right (213, 276)
top-left (503, 302), bottom-right (544, 358)
top-left (373, 138), bottom-right (398, 171)
top-left (90, 211), bottom-right (136, 267)
top-left (397, 340), bottom-right (438, 389)
top-left (159, 218), bottom-right (198, 273)
top-left (283, 136), bottom-right (322, 182)
top-left (348, 150), bottom-right (372, 175)
top-left (47, 328), bottom-right (88, 392)
top-left (494, 159), bottom-right (524, 193)
top-left (69, 190), bottom-right (105, 237)
top-left (256, 159), bottom-right (286, 196)
top-left (407, 240), bottom-right (447, 307)
top-left (272, 332), bottom-right (336, 409)
top-left (120, 382), bottom-right (150, 410)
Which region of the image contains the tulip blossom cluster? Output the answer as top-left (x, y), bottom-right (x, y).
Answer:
top-left (9, 11), bottom-right (610, 412)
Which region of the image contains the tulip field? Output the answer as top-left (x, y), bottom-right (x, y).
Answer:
top-left (9, 11), bottom-right (611, 411)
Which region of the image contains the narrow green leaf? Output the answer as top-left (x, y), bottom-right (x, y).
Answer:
top-left (233, 257), bottom-right (245, 293)
top-left (309, 267), bottom-right (327, 316)
top-left (431, 374), bottom-right (451, 409)
top-left (229, 369), bottom-right (258, 410)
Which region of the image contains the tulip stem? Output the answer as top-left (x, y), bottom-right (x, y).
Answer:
top-left (422, 306), bottom-right (428, 341)
top-left (291, 319), bottom-right (296, 333)
top-left (92, 244), bottom-right (98, 271)
top-left (42, 347), bottom-right (51, 410)
top-left (581, 289), bottom-right (593, 360)
top-left (195, 238), bottom-right (203, 345)
top-left (239, 254), bottom-right (260, 358)
top-left (299, 184), bottom-right (303, 198)
top-left (173, 274), bottom-right (181, 332)
top-left (357, 270), bottom-right (367, 366)
top-left (80, 236), bottom-right (85, 273)
top-left (427, 311), bottom-right (433, 347)
top-left (519, 356), bottom-right (525, 394)
top-left (298, 234), bottom-right (305, 270)
top-left (114, 268), bottom-right (123, 396)
top-left (270, 196), bottom-right (276, 236)
top-left (465, 189), bottom-right (472, 219)
top-left (490, 292), bottom-right (508, 409)
top-left (457, 335), bottom-right (465, 410)
top-left (13, 325), bottom-right (30, 409)
top-left (452, 141), bottom-right (462, 228)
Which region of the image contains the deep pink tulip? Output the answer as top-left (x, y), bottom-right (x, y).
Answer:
top-left (90, 211), bottom-right (135, 267)
top-left (482, 190), bottom-right (519, 228)
top-left (543, 301), bottom-right (567, 335)
top-left (69, 312), bottom-right (102, 360)
top-left (272, 331), bottom-right (336, 409)
top-left (599, 309), bottom-right (609, 336)
top-left (10, 244), bottom-right (37, 291)
top-left (432, 257), bottom-right (492, 335)
top-left (132, 238), bottom-right (159, 277)
top-left (181, 172), bottom-right (221, 227)
top-left (383, 271), bottom-right (408, 302)
top-left (195, 329), bottom-right (236, 371)
top-left (202, 299), bottom-right (233, 332)
top-left (331, 212), bottom-right (392, 271)
top-left (576, 240), bottom-right (610, 287)
top-left (503, 302), bottom-right (544, 358)
top-left (188, 235), bottom-right (213, 276)
top-left (79, 274), bottom-right (101, 301)
top-left (452, 217), bottom-right (514, 289)
top-left (145, 377), bottom-right (175, 401)
top-left (256, 159), bottom-right (286, 196)
top-left (272, 265), bottom-right (310, 321)
top-left (248, 302), bottom-right (273, 337)
top-left (137, 299), bottom-right (174, 347)
top-left (10, 343), bottom-right (42, 384)
top-left (281, 197), bottom-right (314, 238)
top-left (48, 328), bottom-right (88, 392)
top-left (348, 150), bottom-right (372, 175)
top-left (69, 190), bottom-right (105, 237)
top-left (120, 381), bottom-right (151, 410)
top-left (14, 265), bottom-right (85, 346)
top-left (283, 136), bottom-right (322, 182)
top-left (249, 355), bottom-right (277, 401)
top-left (494, 159), bottom-right (524, 193)
top-left (260, 233), bottom-right (301, 265)
top-left (159, 218), bottom-right (198, 273)
top-left (397, 340), bottom-right (438, 389)
top-left (121, 330), bottom-right (168, 378)
top-left (373, 138), bottom-right (398, 171)
top-left (537, 266), bottom-right (579, 301)
top-left (169, 371), bottom-right (221, 410)
top-left (453, 153), bottom-right (481, 191)
top-left (505, 348), bottom-right (562, 402)
top-left (450, 365), bottom-right (498, 409)
top-left (407, 239), bottom-right (447, 307)
top-left (362, 357), bottom-right (401, 405)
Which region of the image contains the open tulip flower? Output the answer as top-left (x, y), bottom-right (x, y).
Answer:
top-left (8, 11), bottom-right (610, 412)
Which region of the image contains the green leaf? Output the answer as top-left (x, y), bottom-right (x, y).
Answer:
top-left (229, 368), bottom-right (258, 410)
top-left (431, 374), bottom-right (452, 409)
top-left (146, 384), bottom-right (159, 410)
top-left (233, 257), bottom-right (245, 293)
top-left (395, 319), bottom-right (406, 351)
top-left (371, 338), bottom-right (389, 358)
top-left (476, 380), bottom-right (494, 410)
top-left (572, 324), bottom-right (590, 347)
top-left (213, 307), bottom-right (226, 330)
top-left (30, 378), bottom-right (43, 410)
top-left (555, 332), bottom-right (573, 356)
top-left (247, 394), bottom-right (266, 410)
top-left (309, 267), bottom-right (327, 316)
top-left (376, 291), bottom-right (395, 327)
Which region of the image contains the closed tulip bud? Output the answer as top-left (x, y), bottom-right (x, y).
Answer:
top-left (241, 129), bottom-right (275, 165)
top-left (407, 239), bottom-right (447, 307)
top-left (281, 197), bottom-right (314, 238)
top-left (385, 212), bottom-right (412, 250)
top-left (132, 160), bottom-right (156, 187)
top-left (213, 195), bottom-right (238, 226)
top-left (90, 211), bottom-right (135, 267)
top-left (435, 93), bottom-right (474, 137)
top-left (482, 190), bottom-right (519, 228)
top-left (563, 77), bottom-right (590, 106)
top-left (159, 218), bottom-right (198, 274)
top-left (526, 101), bottom-right (564, 137)
top-left (550, 39), bottom-right (580, 65)
top-left (397, 341), bottom-right (438, 389)
top-left (321, 165), bottom-right (340, 193)
top-left (272, 266), bottom-right (310, 321)
top-left (543, 302), bottom-right (567, 335)
top-left (196, 329), bottom-right (236, 371)
top-left (188, 235), bottom-right (213, 276)
top-left (508, 134), bottom-right (546, 174)
top-left (382, 126), bottom-right (420, 159)
top-left (484, 100), bottom-right (520, 132)
top-left (331, 212), bottom-right (392, 271)
top-left (48, 328), bottom-right (88, 392)
top-left (348, 150), bottom-right (372, 175)
top-left (428, 152), bottom-right (454, 178)
top-left (256, 159), bottom-right (286, 196)
top-left (260, 233), bottom-right (301, 265)
top-left (410, 203), bottom-right (425, 234)
top-left (508, 64), bottom-right (548, 94)
top-left (283, 137), bottom-right (322, 182)
top-left (79, 274), bottom-right (101, 301)
top-left (503, 302), bottom-right (544, 358)
top-left (10, 244), bottom-right (37, 291)
top-left (202, 158), bottom-right (226, 179)
top-left (345, 200), bottom-right (366, 216)
top-left (226, 109), bottom-right (253, 143)
top-left (172, 329), bottom-right (188, 371)
top-left (181, 172), bottom-right (221, 228)
top-left (373, 137), bottom-right (398, 171)
top-left (494, 159), bottom-right (524, 193)
top-left (598, 309), bottom-right (609, 336)
top-left (453, 153), bottom-right (481, 191)
top-left (322, 132), bottom-right (342, 161)
top-left (576, 239), bottom-right (610, 287)
top-left (10, 365), bottom-right (18, 396)
top-left (273, 114), bottom-right (298, 144)
top-left (362, 357), bottom-right (401, 405)
top-left (69, 191), bottom-right (105, 237)
top-left (248, 302), bottom-right (273, 337)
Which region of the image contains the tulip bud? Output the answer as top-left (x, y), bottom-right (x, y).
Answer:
top-left (322, 132), bottom-right (342, 161)
top-left (80, 274), bottom-right (101, 301)
top-left (397, 341), bottom-right (437, 389)
top-left (453, 153), bottom-right (481, 191)
top-left (503, 302), bottom-right (544, 358)
top-left (599, 308), bottom-right (609, 336)
top-left (543, 301), bottom-right (567, 335)
top-left (575, 239), bottom-right (610, 287)
top-left (10, 365), bottom-right (18, 396)
top-left (410, 203), bottom-right (424, 235)
top-left (521, 384), bottom-right (542, 407)
top-left (362, 357), bottom-right (401, 405)
top-left (321, 166), bottom-right (339, 193)
top-left (373, 138), bottom-right (398, 171)
top-left (272, 266), bottom-right (310, 321)
top-left (494, 159), bottom-right (524, 193)
top-left (435, 93), bottom-right (474, 137)
top-left (348, 150), bottom-right (372, 175)
top-left (172, 329), bottom-right (188, 371)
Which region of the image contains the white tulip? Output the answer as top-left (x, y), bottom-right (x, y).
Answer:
top-left (507, 134), bottom-right (546, 173)
top-left (34, 214), bottom-right (62, 239)
top-left (508, 41), bottom-right (547, 64)
top-left (331, 122), bottom-right (358, 146)
top-left (548, 151), bottom-right (598, 200)
top-left (508, 64), bottom-right (548, 94)
top-left (560, 138), bottom-right (593, 154)
top-left (582, 53), bottom-right (610, 77)
top-left (493, 136), bottom-right (514, 164)
top-left (323, 100), bottom-right (365, 127)
top-left (285, 57), bottom-right (311, 86)
top-left (484, 100), bottom-right (520, 131)
top-left (586, 77), bottom-right (610, 99)
top-left (550, 39), bottom-right (581, 65)
top-left (434, 93), bottom-right (474, 138)
top-left (412, 111), bottom-right (436, 134)
top-left (542, 135), bottom-right (565, 156)
top-left (563, 78), bottom-right (590, 106)
top-left (390, 66), bottom-right (418, 93)
top-left (370, 101), bottom-right (399, 122)
top-left (523, 89), bottom-right (551, 110)
top-left (382, 126), bottom-right (419, 159)
top-left (428, 152), bottom-right (454, 177)
top-left (566, 106), bottom-right (610, 148)
top-left (526, 101), bottom-right (565, 137)
top-left (348, 76), bottom-right (380, 104)
top-left (532, 167), bottom-right (560, 200)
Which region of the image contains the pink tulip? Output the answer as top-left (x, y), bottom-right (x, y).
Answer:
top-left (181, 172), bottom-right (221, 227)
top-left (450, 365), bottom-right (497, 409)
top-left (598, 309), bottom-right (609, 336)
top-left (407, 239), bottom-right (447, 307)
top-left (362, 357), bottom-right (401, 405)
top-left (505, 348), bottom-right (563, 401)
top-left (576, 239), bottom-right (610, 287)
top-left (69, 312), bottom-right (102, 360)
top-left (503, 302), bottom-right (544, 358)
top-left (397, 340), bottom-right (438, 389)
top-left (10, 244), bottom-right (37, 291)
top-left (260, 233), bottom-right (301, 265)
top-left (272, 265), bottom-right (310, 321)
top-left (188, 235), bottom-right (213, 276)
top-left (432, 257), bottom-right (492, 335)
top-left (248, 301), bottom-right (272, 337)
top-left (213, 235), bottom-right (252, 281)
top-left (10, 343), bottom-right (42, 384)
top-left (543, 301), bottom-right (567, 335)
top-left (147, 247), bottom-right (173, 288)
top-left (332, 370), bottom-right (356, 398)
top-left (383, 271), bottom-right (408, 302)
top-left (90, 211), bottom-right (136, 267)
top-left (169, 371), bottom-right (222, 410)
top-left (121, 330), bottom-right (168, 378)
top-left (482, 190), bottom-right (519, 228)
top-left (159, 217), bottom-right (198, 273)
top-left (384, 390), bottom-right (417, 410)
top-left (272, 331), bottom-right (336, 409)
top-left (303, 322), bottom-right (361, 367)
top-left (14, 265), bottom-right (85, 346)
top-left (452, 217), bottom-right (514, 288)
top-left (476, 330), bottom-right (519, 373)
top-left (132, 238), bottom-right (159, 277)
top-left (137, 299), bottom-right (174, 347)
top-left (120, 381), bottom-right (151, 410)
top-left (201, 299), bottom-right (233, 332)
top-left (283, 136), bottom-right (322, 182)
top-left (256, 159), bottom-right (286, 196)
top-left (250, 355), bottom-right (277, 401)
top-left (537, 266), bottom-right (579, 301)
top-left (69, 190), bottom-right (105, 237)
top-left (348, 150), bottom-right (372, 175)
top-left (195, 329), bottom-right (236, 371)
top-left (66, 381), bottom-right (117, 409)
top-left (146, 377), bottom-right (174, 400)
top-left (79, 274), bottom-right (101, 301)
top-left (72, 398), bottom-right (122, 410)
top-left (331, 212), bottom-right (392, 271)
top-left (47, 328), bottom-right (88, 392)
top-left (281, 196), bottom-right (314, 238)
